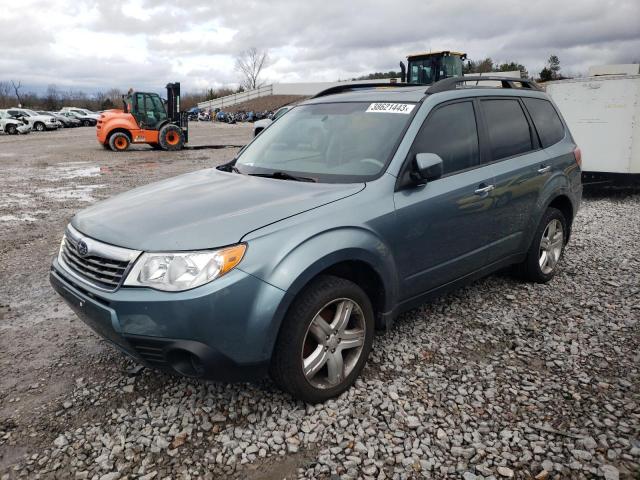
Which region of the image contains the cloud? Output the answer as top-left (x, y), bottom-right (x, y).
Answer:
top-left (1, 0), bottom-right (639, 93)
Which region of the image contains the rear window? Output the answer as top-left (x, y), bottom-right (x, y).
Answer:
top-left (523, 98), bottom-right (565, 148)
top-left (481, 99), bottom-right (533, 161)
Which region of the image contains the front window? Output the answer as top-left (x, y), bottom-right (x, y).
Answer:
top-left (441, 56), bottom-right (462, 78)
top-left (24, 109), bottom-right (38, 116)
top-left (409, 60), bottom-right (434, 84)
top-left (235, 102), bottom-right (415, 183)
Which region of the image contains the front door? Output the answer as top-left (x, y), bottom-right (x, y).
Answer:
top-left (391, 100), bottom-right (497, 300)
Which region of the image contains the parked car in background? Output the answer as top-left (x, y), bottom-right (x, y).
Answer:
top-left (0, 109), bottom-right (31, 134)
top-left (61, 107), bottom-right (101, 121)
top-left (38, 111), bottom-right (81, 128)
top-left (253, 106), bottom-right (291, 136)
top-left (7, 108), bottom-right (59, 131)
top-left (50, 77), bottom-right (582, 403)
top-left (58, 110), bottom-right (97, 127)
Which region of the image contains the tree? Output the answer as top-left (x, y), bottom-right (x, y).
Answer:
top-left (235, 48), bottom-right (269, 90)
top-left (475, 58), bottom-right (494, 73)
top-left (44, 84), bottom-right (60, 110)
top-left (538, 55), bottom-right (561, 82)
top-left (548, 55), bottom-right (561, 79)
top-left (539, 67), bottom-right (553, 82)
top-left (497, 62), bottom-right (528, 78)
top-left (11, 80), bottom-right (23, 106)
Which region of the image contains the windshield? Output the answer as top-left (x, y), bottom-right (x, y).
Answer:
top-left (235, 102), bottom-right (414, 182)
top-left (25, 109), bottom-right (38, 116)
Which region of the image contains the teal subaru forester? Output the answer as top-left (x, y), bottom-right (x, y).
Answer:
top-left (51, 77), bottom-right (582, 402)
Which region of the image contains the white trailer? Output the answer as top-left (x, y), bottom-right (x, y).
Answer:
top-left (546, 71), bottom-right (640, 185)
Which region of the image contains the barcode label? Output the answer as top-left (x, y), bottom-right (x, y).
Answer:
top-left (366, 103), bottom-right (415, 114)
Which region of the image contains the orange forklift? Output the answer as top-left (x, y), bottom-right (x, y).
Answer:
top-left (97, 82), bottom-right (188, 151)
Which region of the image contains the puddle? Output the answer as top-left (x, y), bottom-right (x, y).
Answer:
top-left (45, 162), bottom-right (101, 180)
top-left (37, 184), bottom-right (106, 203)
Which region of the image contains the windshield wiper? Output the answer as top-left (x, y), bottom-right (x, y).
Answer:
top-left (217, 159), bottom-right (242, 174)
top-left (249, 171), bottom-right (316, 182)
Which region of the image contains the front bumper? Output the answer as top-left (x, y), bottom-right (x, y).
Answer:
top-left (17, 125), bottom-right (31, 134)
top-left (45, 123), bottom-right (59, 130)
top-left (50, 258), bottom-right (287, 381)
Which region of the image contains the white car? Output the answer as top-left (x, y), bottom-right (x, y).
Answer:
top-left (6, 108), bottom-right (59, 131)
top-left (0, 110), bottom-right (31, 134)
top-left (60, 107), bottom-right (101, 121)
top-left (253, 106), bottom-right (291, 136)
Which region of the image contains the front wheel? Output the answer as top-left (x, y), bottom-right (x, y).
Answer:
top-left (6, 124), bottom-right (17, 135)
top-left (83, 120), bottom-right (91, 127)
top-left (270, 275), bottom-right (374, 403)
top-left (158, 124), bottom-right (185, 151)
top-left (35, 122), bottom-right (45, 132)
top-left (515, 207), bottom-right (567, 283)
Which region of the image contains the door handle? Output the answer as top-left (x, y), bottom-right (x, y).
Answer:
top-left (474, 184), bottom-right (495, 195)
top-left (538, 165), bottom-right (551, 174)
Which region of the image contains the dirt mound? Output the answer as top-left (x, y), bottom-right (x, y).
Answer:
top-left (217, 95), bottom-right (306, 113)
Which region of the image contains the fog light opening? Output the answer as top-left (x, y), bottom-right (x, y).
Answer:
top-left (166, 349), bottom-right (205, 377)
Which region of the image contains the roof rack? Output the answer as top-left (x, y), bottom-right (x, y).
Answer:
top-left (427, 76), bottom-right (542, 94)
top-left (312, 82), bottom-right (423, 99)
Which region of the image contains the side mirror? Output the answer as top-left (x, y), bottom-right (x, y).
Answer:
top-left (414, 153), bottom-right (443, 182)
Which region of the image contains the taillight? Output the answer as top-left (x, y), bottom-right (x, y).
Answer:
top-left (573, 147), bottom-right (582, 167)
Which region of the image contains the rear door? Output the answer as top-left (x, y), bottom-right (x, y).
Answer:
top-left (392, 99), bottom-right (497, 299)
top-left (476, 97), bottom-right (548, 261)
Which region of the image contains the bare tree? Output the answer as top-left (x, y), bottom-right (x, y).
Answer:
top-left (0, 81), bottom-right (11, 108)
top-left (11, 80), bottom-right (23, 106)
top-left (235, 48), bottom-right (269, 90)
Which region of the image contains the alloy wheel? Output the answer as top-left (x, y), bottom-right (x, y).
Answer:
top-left (301, 298), bottom-right (366, 389)
top-left (539, 219), bottom-right (564, 274)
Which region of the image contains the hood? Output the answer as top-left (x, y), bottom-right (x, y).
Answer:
top-left (72, 168), bottom-right (364, 251)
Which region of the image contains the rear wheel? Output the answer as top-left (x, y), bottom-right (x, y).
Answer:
top-left (270, 275), bottom-right (374, 403)
top-left (35, 122), bottom-right (45, 132)
top-left (158, 124), bottom-right (185, 151)
top-left (515, 207), bottom-right (567, 283)
top-left (109, 132), bottom-right (130, 152)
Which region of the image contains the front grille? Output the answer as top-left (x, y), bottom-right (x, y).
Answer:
top-left (62, 237), bottom-right (129, 289)
top-left (58, 225), bottom-right (141, 291)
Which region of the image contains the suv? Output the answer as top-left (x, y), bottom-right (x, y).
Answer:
top-left (7, 108), bottom-right (59, 131)
top-left (0, 109), bottom-right (31, 134)
top-left (50, 77), bottom-right (582, 403)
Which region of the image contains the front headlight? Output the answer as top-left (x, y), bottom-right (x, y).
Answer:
top-left (124, 244), bottom-right (246, 292)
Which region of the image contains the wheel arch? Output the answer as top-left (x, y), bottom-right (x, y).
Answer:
top-left (106, 127), bottom-right (132, 141)
top-left (259, 231), bottom-right (400, 342)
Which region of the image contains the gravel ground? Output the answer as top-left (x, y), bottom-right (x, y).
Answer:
top-left (1, 125), bottom-right (639, 480)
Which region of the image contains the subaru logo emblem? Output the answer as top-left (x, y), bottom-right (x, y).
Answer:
top-left (76, 240), bottom-right (89, 257)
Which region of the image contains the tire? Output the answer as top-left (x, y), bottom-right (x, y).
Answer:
top-left (158, 124), bottom-right (185, 151)
top-left (270, 275), bottom-right (375, 403)
top-left (101, 143), bottom-right (111, 150)
top-left (6, 124), bottom-right (17, 135)
top-left (149, 143), bottom-right (163, 150)
top-left (515, 207), bottom-right (567, 283)
top-left (35, 122), bottom-right (45, 132)
top-left (109, 132), bottom-right (130, 152)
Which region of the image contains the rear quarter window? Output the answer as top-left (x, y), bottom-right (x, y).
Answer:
top-left (480, 99), bottom-right (533, 161)
top-left (522, 97), bottom-right (565, 148)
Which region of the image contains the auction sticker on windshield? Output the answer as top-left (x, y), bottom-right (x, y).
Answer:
top-left (366, 103), bottom-right (415, 114)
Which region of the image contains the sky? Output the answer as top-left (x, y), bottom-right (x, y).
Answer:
top-left (1, 0), bottom-right (639, 95)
